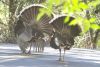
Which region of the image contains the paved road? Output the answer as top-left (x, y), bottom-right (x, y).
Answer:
top-left (0, 44), bottom-right (100, 67)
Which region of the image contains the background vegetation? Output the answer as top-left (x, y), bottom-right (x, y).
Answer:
top-left (0, 0), bottom-right (100, 49)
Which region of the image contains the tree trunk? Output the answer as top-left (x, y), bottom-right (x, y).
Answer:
top-left (83, 0), bottom-right (97, 49)
top-left (93, 30), bottom-right (100, 49)
top-left (9, 0), bottom-right (16, 31)
top-left (8, 0), bottom-right (17, 43)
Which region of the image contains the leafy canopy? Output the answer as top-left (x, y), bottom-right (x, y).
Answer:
top-left (37, 0), bottom-right (100, 33)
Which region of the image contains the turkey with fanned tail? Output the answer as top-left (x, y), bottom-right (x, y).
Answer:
top-left (49, 15), bottom-right (81, 62)
top-left (14, 4), bottom-right (54, 54)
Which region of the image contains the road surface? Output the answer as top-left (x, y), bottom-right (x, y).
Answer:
top-left (0, 43), bottom-right (100, 67)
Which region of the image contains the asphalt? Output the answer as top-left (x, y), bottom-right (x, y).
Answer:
top-left (0, 44), bottom-right (100, 67)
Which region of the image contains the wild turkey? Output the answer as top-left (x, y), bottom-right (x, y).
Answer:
top-left (49, 15), bottom-right (81, 62)
top-left (14, 4), bottom-right (54, 54)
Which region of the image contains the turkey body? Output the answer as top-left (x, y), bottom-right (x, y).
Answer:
top-left (14, 4), bottom-right (81, 62)
top-left (14, 4), bottom-right (54, 54)
top-left (49, 15), bottom-right (81, 61)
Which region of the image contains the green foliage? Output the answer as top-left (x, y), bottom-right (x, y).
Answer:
top-left (37, 0), bottom-right (100, 33)
top-left (0, 2), bottom-right (9, 25)
top-left (69, 18), bottom-right (79, 25)
top-left (88, 0), bottom-right (100, 7)
top-left (64, 16), bottom-right (70, 23)
top-left (91, 24), bottom-right (100, 30)
top-left (37, 8), bottom-right (52, 21)
top-left (79, 2), bottom-right (88, 9)
top-left (89, 18), bottom-right (96, 23)
top-left (0, 0), bottom-right (35, 43)
top-left (83, 19), bottom-right (90, 33)
top-left (0, 0), bottom-right (100, 44)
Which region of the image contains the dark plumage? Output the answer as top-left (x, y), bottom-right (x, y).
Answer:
top-left (50, 32), bottom-right (59, 49)
top-left (14, 4), bottom-right (54, 54)
top-left (14, 19), bottom-right (25, 36)
top-left (49, 15), bottom-right (81, 61)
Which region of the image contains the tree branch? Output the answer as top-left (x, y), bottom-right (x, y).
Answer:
top-left (0, 18), bottom-right (7, 26)
top-left (0, 0), bottom-right (9, 5)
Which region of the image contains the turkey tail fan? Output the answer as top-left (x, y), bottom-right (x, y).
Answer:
top-left (14, 4), bottom-right (54, 54)
top-left (14, 17), bottom-right (25, 36)
top-left (49, 15), bottom-right (81, 38)
top-left (49, 15), bottom-right (82, 62)
top-left (19, 4), bottom-right (54, 36)
top-left (49, 15), bottom-right (82, 49)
